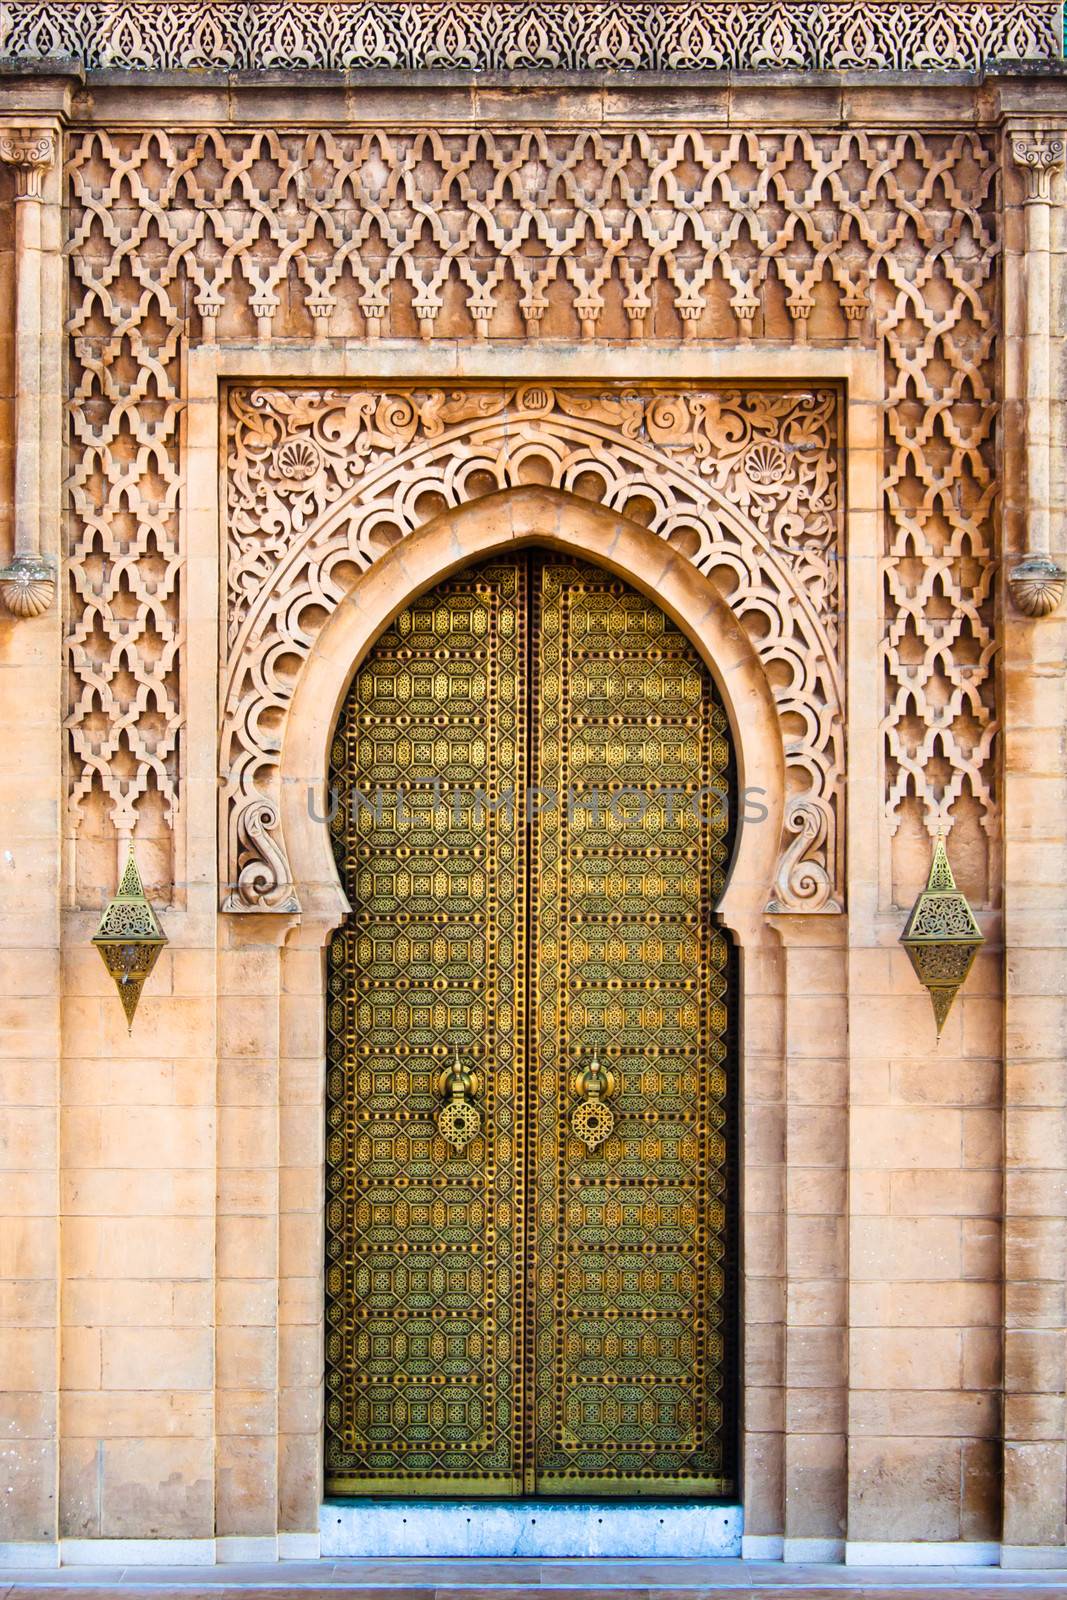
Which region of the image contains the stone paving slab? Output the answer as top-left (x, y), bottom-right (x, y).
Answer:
top-left (2, 1580), bottom-right (1067, 1593)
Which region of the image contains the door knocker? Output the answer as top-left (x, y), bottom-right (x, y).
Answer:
top-left (436, 1049), bottom-right (482, 1152)
top-left (571, 1047), bottom-right (617, 1151)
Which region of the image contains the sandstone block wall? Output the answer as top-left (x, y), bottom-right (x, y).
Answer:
top-left (0, 47), bottom-right (1063, 1566)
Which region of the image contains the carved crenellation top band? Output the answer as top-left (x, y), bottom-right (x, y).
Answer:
top-left (1011, 133), bottom-right (1066, 203)
top-left (0, 0), bottom-right (1059, 73)
top-left (0, 127), bottom-right (56, 199)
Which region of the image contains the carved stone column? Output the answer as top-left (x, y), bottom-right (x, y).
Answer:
top-left (0, 127), bottom-right (57, 618)
top-left (0, 114), bottom-right (64, 1557)
top-left (775, 915), bottom-right (849, 1564)
top-left (1008, 133), bottom-right (1066, 617)
top-left (1000, 122), bottom-right (1067, 1567)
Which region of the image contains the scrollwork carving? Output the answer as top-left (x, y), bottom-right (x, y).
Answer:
top-left (768, 798), bottom-right (836, 914)
top-left (0, 127), bottom-right (55, 197)
top-left (224, 801), bottom-right (300, 914)
top-left (1011, 134), bottom-right (1066, 201)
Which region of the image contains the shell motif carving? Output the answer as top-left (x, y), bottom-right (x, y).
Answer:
top-left (1008, 555), bottom-right (1066, 618)
top-left (0, 558), bottom-right (55, 619)
top-left (744, 442), bottom-right (789, 486)
top-left (274, 437), bottom-right (323, 485)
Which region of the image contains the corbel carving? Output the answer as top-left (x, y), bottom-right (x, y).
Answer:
top-left (1007, 554), bottom-right (1067, 619)
top-left (0, 126), bottom-right (57, 619)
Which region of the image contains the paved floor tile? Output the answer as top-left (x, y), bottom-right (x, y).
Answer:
top-left (3, 1558), bottom-right (1067, 1598)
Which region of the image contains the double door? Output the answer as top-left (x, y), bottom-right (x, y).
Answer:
top-left (324, 550), bottom-right (736, 1498)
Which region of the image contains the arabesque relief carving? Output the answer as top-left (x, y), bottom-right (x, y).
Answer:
top-left (221, 384), bottom-right (843, 914)
top-left (65, 128), bottom-right (998, 904)
top-left (4, 0), bottom-right (1058, 72)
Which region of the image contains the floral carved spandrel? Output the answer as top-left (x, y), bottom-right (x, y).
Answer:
top-left (222, 384), bottom-right (843, 915)
top-left (65, 128), bottom-right (998, 906)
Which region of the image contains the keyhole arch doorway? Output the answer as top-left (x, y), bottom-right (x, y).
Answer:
top-left (269, 486), bottom-right (787, 1508)
top-left (278, 486), bottom-right (785, 935)
top-left (315, 502), bottom-right (779, 1502)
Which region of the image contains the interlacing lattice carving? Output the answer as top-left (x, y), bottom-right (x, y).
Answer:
top-left (65, 127), bottom-right (998, 899)
top-left (222, 384), bottom-right (843, 914)
top-left (4, 1), bottom-right (1059, 72)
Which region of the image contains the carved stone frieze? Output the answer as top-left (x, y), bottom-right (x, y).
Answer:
top-left (65, 126), bottom-right (999, 900)
top-left (222, 384), bottom-right (844, 914)
top-left (2, 0), bottom-right (1058, 72)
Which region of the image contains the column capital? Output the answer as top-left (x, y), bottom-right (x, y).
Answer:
top-left (0, 127), bottom-right (57, 200)
top-left (1011, 132), bottom-right (1066, 203)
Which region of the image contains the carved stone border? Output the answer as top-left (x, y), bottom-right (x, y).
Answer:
top-left (2, 0), bottom-right (1059, 73)
top-left (220, 382), bottom-right (845, 916)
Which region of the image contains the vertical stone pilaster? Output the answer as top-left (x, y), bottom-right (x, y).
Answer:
top-left (215, 922), bottom-right (283, 1558)
top-left (0, 120), bottom-right (61, 1557)
top-left (277, 923), bottom-right (332, 1544)
top-left (775, 916), bottom-right (849, 1563)
top-left (1000, 125), bottom-right (1067, 1567)
top-left (737, 924), bottom-right (786, 1555)
top-left (0, 127), bottom-right (56, 620)
top-left (1007, 131), bottom-right (1067, 618)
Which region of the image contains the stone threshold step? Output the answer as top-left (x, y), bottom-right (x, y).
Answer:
top-left (4, 1574), bottom-right (1067, 1600)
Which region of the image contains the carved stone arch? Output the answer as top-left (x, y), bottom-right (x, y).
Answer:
top-left (275, 485), bottom-right (786, 942)
top-left (221, 383), bottom-right (845, 917)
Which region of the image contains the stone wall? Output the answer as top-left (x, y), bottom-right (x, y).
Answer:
top-left (0, 19), bottom-right (1064, 1568)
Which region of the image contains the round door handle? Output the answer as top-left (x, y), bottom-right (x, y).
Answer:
top-left (436, 1048), bottom-right (482, 1152)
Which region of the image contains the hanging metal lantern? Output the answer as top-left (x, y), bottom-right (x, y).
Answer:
top-left (92, 845), bottom-right (168, 1033)
top-left (900, 835), bottom-right (983, 1039)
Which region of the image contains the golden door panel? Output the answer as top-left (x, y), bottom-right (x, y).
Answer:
top-left (529, 559), bottom-right (734, 1496)
top-left (324, 559), bottom-right (530, 1495)
top-left (325, 551), bottom-right (737, 1499)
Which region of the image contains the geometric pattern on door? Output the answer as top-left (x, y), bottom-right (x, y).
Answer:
top-left (324, 550), bottom-right (737, 1497)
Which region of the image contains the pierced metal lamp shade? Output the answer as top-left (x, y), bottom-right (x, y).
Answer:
top-left (900, 835), bottom-right (983, 1039)
top-left (92, 845), bottom-right (168, 1032)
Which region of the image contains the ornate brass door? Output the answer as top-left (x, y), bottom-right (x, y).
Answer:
top-left (325, 552), bottom-right (737, 1500)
